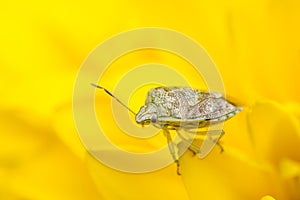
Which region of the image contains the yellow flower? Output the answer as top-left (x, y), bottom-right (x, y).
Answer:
top-left (1, 0), bottom-right (300, 199)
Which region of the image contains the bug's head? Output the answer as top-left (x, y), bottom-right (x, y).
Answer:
top-left (135, 103), bottom-right (158, 125)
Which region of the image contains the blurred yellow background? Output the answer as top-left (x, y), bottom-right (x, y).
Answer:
top-left (1, 0), bottom-right (300, 199)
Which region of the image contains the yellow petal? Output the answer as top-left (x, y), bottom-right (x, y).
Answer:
top-left (261, 195), bottom-right (276, 200)
top-left (279, 159), bottom-right (300, 179)
top-left (86, 146), bottom-right (190, 200)
top-left (279, 159), bottom-right (300, 199)
top-left (52, 102), bottom-right (88, 159)
top-left (247, 100), bottom-right (300, 166)
top-left (180, 145), bottom-right (285, 199)
top-left (0, 109), bottom-right (102, 199)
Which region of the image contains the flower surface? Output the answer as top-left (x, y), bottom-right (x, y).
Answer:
top-left (1, 0), bottom-right (300, 199)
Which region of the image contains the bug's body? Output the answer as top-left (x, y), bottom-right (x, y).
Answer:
top-left (135, 87), bottom-right (242, 128)
top-left (91, 84), bottom-right (242, 175)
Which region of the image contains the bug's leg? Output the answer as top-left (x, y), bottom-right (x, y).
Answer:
top-left (184, 129), bottom-right (225, 153)
top-left (176, 130), bottom-right (201, 156)
top-left (187, 145), bottom-right (201, 156)
top-left (208, 130), bottom-right (224, 153)
top-left (163, 128), bottom-right (181, 175)
top-left (206, 130), bottom-right (225, 153)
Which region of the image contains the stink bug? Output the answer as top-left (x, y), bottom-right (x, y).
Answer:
top-left (91, 84), bottom-right (242, 175)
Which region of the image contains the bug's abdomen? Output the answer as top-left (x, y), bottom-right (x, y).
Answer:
top-left (187, 97), bottom-right (236, 119)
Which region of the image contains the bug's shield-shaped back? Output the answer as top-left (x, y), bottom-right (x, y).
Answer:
top-left (136, 87), bottom-right (242, 159)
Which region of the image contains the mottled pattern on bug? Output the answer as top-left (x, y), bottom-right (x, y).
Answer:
top-left (135, 87), bottom-right (242, 126)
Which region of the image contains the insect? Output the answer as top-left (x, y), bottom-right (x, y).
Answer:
top-left (91, 83), bottom-right (242, 175)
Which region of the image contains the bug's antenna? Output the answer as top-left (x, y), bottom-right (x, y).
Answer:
top-left (91, 83), bottom-right (137, 116)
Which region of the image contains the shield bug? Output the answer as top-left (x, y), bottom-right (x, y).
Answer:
top-left (91, 83), bottom-right (242, 175)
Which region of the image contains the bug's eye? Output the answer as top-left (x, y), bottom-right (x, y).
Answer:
top-left (151, 115), bottom-right (157, 123)
top-left (141, 105), bottom-right (146, 111)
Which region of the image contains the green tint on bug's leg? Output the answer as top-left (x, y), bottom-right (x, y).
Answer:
top-left (176, 130), bottom-right (201, 156)
top-left (177, 129), bottom-right (224, 156)
top-left (197, 130), bottom-right (225, 154)
top-left (163, 127), bottom-right (181, 175)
